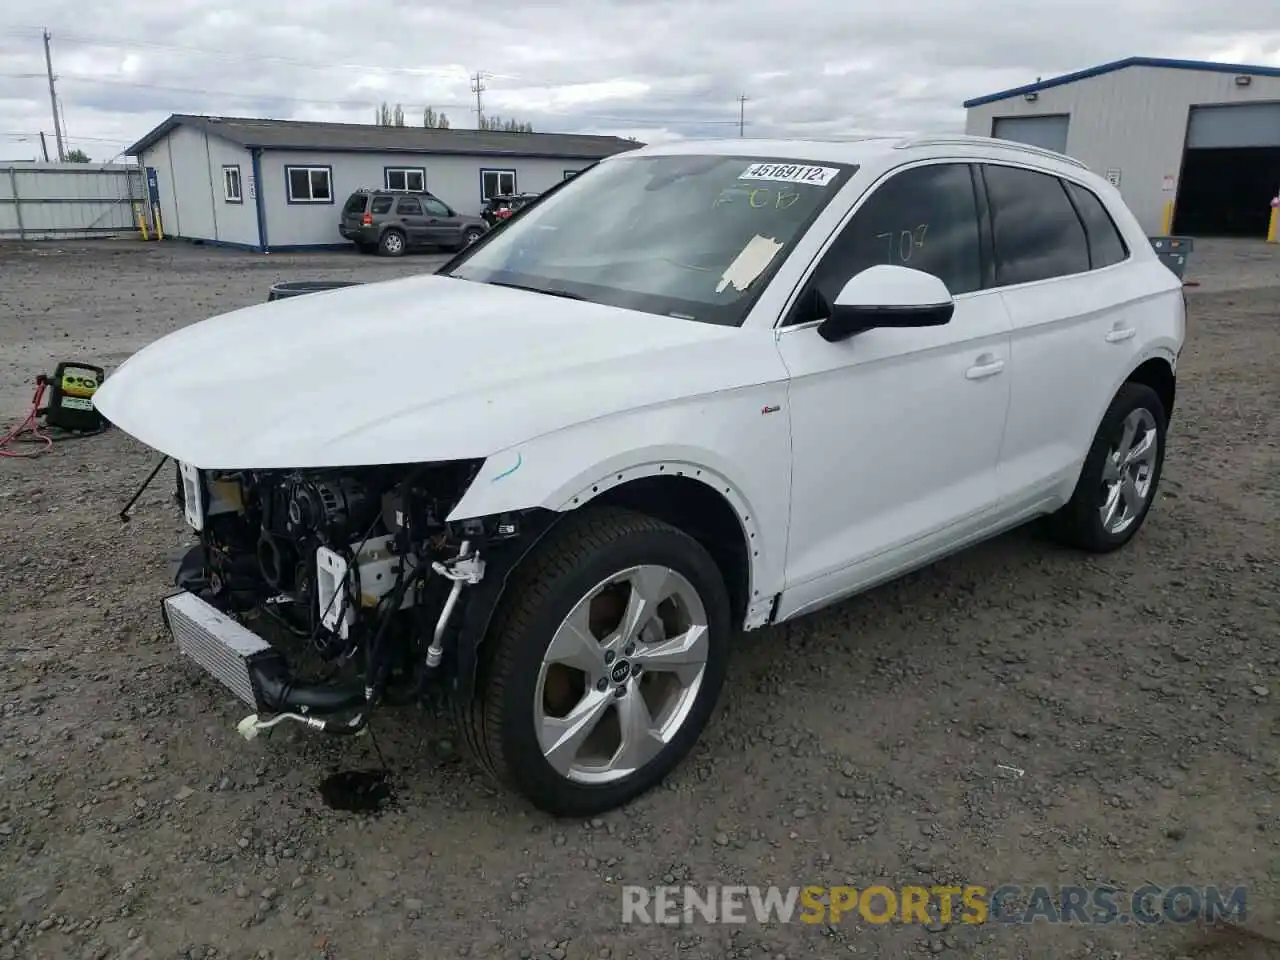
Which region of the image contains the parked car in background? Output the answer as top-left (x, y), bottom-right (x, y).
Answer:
top-left (95, 135), bottom-right (1184, 818)
top-left (340, 188), bottom-right (488, 256)
top-left (481, 192), bottom-right (540, 227)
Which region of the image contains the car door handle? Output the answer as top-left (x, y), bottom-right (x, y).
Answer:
top-left (1105, 326), bottom-right (1136, 343)
top-left (965, 356), bottom-right (1005, 380)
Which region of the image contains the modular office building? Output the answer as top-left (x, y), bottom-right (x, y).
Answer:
top-left (126, 113), bottom-right (641, 251)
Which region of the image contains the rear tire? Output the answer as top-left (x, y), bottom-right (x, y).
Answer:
top-left (378, 229), bottom-right (407, 257)
top-left (457, 506), bottom-right (732, 817)
top-left (1047, 381), bottom-right (1167, 552)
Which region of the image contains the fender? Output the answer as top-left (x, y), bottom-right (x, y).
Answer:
top-left (1096, 341), bottom-right (1178, 433)
top-left (1059, 341), bottom-right (1178, 502)
top-left (446, 394), bottom-right (793, 606)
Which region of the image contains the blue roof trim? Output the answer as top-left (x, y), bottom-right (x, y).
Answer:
top-left (963, 56), bottom-right (1280, 108)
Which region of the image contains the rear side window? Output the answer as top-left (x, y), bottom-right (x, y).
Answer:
top-left (982, 164), bottom-right (1090, 286)
top-left (343, 194), bottom-right (366, 215)
top-left (370, 196), bottom-right (394, 214)
top-left (1063, 181), bottom-right (1129, 268)
top-left (396, 197), bottom-right (422, 215)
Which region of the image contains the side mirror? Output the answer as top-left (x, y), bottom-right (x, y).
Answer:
top-left (817, 264), bottom-right (955, 343)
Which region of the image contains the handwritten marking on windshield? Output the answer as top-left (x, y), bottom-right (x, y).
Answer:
top-left (716, 234), bottom-right (784, 294)
top-left (713, 187), bottom-right (802, 211)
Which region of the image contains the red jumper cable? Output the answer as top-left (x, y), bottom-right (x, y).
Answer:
top-left (0, 376), bottom-right (54, 458)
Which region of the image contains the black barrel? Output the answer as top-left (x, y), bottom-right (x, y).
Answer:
top-left (267, 280), bottom-right (364, 301)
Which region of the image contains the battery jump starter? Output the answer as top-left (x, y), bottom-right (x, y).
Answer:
top-left (43, 361), bottom-right (107, 433)
top-left (1, 361), bottom-right (109, 458)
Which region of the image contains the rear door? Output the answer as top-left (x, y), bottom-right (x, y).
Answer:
top-left (394, 196), bottom-right (428, 245)
top-left (980, 162), bottom-right (1140, 508)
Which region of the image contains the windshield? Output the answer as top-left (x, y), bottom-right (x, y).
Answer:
top-left (443, 154), bottom-right (856, 326)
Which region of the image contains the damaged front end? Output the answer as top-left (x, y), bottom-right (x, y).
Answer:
top-left (160, 458), bottom-right (553, 738)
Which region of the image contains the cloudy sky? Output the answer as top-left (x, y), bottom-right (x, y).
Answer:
top-left (1, 0), bottom-right (1279, 161)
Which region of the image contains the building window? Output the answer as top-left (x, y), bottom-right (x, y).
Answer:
top-left (564, 169), bottom-right (581, 180)
top-left (286, 165), bottom-right (333, 204)
top-left (222, 165), bottom-right (243, 203)
top-left (480, 168), bottom-right (517, 201)
top-left (385, 167), bottom-right (426, 192)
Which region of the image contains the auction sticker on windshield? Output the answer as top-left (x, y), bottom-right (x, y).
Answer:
top-left (739, 163), bottom-right (839, 186)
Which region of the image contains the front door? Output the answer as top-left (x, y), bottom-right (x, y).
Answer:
top-left (421, 196), bottom-right (458, 246)
top-left (775, 161), bottom-right (1014, 620)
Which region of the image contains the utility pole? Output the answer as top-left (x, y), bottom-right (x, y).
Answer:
top-left (42, 29), bottom-right (65, 161)
top-left (470, 71), bottom-right (487, 130)
top-left (737, 94), bottom-right (748, 137)
top-left (39, 132), bottom-right (50, 162)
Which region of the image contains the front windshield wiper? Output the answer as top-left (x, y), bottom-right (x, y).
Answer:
top-left (486, 280), bottom-right (586, 301)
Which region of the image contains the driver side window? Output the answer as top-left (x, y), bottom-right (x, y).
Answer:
top-left (795, 162), bottom-right (983, 323)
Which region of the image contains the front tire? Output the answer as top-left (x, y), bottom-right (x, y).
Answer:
top-left (1047, 381), bottom-right (1167, 552)
top-left (458, 507), bottom-right (732, 817)
top-left (458, 226), bottom-right (484, 250)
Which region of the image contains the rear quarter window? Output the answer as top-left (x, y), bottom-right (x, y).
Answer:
top-left (1063, 181), bottom-right (1130, 268)
top-left (371, 196), bottom-right (394, 214)
top-left (343, 194), bottom-right (367, 215)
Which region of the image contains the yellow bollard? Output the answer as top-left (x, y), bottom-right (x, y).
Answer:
top-left (1267, 199), bottom-right (1279, 244)
top-left (1160, 200), bottom-right (1174, 235)
top-left (135, 204), bottom-right (150, 241)
top-left (152, 204), bottom-right (164, 241)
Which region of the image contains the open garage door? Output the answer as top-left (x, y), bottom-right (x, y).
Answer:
top-left (1174, 101), bottom-right (1280, 237)
top-left (991, 115), bottom-right (1070, 154)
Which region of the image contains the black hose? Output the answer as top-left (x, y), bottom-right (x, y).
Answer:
top-left (249, 657), bottom-right (366, 714)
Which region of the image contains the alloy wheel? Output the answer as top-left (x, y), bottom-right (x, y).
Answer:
top-left (1099, 407), bottom-right (1159, 535)
top-left (534, 564), bottom-right (709, 785)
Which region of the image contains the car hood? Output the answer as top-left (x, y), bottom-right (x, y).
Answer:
top-left (93, 274), bottom-right (784, 469)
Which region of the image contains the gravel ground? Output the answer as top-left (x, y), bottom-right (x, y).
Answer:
top-left (0, 238), bottom-right (1277, 960)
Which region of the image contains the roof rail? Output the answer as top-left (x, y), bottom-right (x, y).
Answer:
top-left (894, 134), bottom-right (1090, 170)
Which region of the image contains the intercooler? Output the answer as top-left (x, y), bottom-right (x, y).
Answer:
top-left (162, 591), bottom-right (278, 709)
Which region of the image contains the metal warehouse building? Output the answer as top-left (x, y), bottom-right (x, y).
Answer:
top-left (125, 114), bottom-right (641, 252)
top-left (964, 57), bottom-right (1280, 238)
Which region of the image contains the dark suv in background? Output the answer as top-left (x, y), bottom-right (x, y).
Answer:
top-left (340, 189), bottom-right (489, 256)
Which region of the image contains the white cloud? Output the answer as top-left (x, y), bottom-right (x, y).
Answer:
top-left (0, 0), bottom-right (1277, 160)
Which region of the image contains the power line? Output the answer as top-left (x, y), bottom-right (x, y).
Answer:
top-left (0, 25), bottom-right (465, 81)
top-left (2, 71), bottom-right (475, 112)
top-left (1, 29), bottom-right (757, 133)
top-left (0, 131), bottom-right (130, 143)
top-left (0, 25), bottom-right (726, 99)
top-left (0, 72), bottom-right (745, 127)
